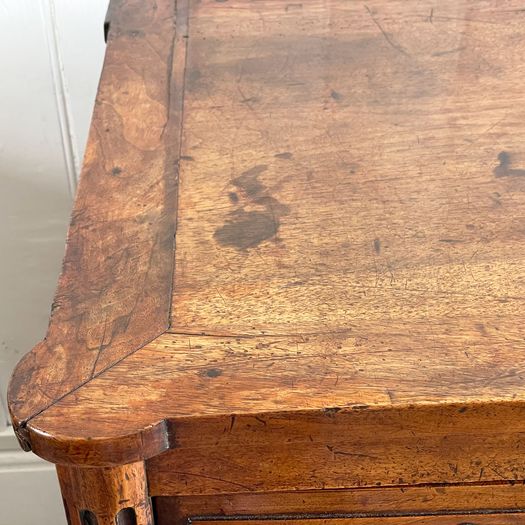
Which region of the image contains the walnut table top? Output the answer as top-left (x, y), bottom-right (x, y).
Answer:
top-left (8, 1), bottom-right (525, 519)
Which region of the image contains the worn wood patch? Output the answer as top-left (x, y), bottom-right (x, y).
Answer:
top-left (8, 0), bottom-right (185, 445)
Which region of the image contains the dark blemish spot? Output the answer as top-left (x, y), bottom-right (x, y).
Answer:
top-left (275, 152), bottom-right (293, 160)
top-left (285, 3), bottom-right (303, 11)
top-left (111, 166), bottom-right (122, 176)
top-left (476, 323), bottom-right (488, 336)
top-left (323, 407), bottom-right (341, 417)
top-left (181, 155), bottom-right (194, 161)
top-left (439, 239), bottom-right (464, 244)
top-left (494, 151), bottom-right (525, 178)
top-left (214, 211), bottom-right (278, 250)
top-left (330, 89), bottom-right (342, 101)
top-left (232, 165), bottom-right (268, 197)
top-left (458, 406), bottom-right (468, 413)
top-left (373, 238), bottom-right (381, 254)
top-left (351, 404), bottom-right (370, 411)
top-left (347, 162), bottom-right (359, 174)
top-left (205, 368), bottom-right (222, 378)
top-left (489, 192), bottom-right (502, 207)
top-left (253, 195), bottom-right (291, 216)
top-left (186, 69), bottom-right (202, 91)
top-left (216, 165), bottom-right (289, 250)
top-left (466, 224), bottom-right (476, 230)
top-left (494, 151), bottom-right (511, 177)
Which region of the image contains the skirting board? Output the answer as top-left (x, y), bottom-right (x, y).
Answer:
top-left (0, 427), bottom-right (65, 525)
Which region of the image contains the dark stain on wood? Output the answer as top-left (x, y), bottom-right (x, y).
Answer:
top-left (205, 368), bottom-right (223, 378)
top-left (215, 165), bottom-right (290, 250)
top-left (228, 192), bottom-right (239, 204)
top-left (232, 165), bottom-right (268, 197)
top-left (494, 151), bottom-right (525, 178)
top-left (330, 90), bottom-right (342, 101)
top-left (275, 152), bottom-right (293, 160)
top-left (214, 210), bottom-right (280, 250)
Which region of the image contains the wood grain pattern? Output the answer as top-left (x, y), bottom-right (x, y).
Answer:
top-left (58, 461), bottom-right (152, 525)
top-left (188, 516), bottom-right (525, 525)
top-left (157, 483), bottom-right (525, 518)
top-left (8, 0), bottom-right (525, 519)
top-left (22, 332), bottom-right (525, 473)
top-left (170, 0), bottom-right (525, 337)
top-left (8, 0), bottom-right (183, 447)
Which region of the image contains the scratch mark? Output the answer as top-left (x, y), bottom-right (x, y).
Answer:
top-left (432, 46), bottom-right (466, 57)
top-left (169, 470), bottom-right (253, 491)
top-left (365, 5), bottom-right (411, 57)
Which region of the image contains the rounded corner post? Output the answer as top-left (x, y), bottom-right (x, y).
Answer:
top-left (57, 460), bottom-right (153, 525)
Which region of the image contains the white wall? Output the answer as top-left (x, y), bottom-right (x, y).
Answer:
top-left (0, 0), bottom-right (109, 523)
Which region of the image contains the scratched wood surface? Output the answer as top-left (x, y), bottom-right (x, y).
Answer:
top-left (57, 461), bottom-right (152, 525)
top-left (171, 0), bottom-right (525, 335)
top-left (8, 0), bottom-right (525, 507)
top-left (156, 483), bottom-right (525, 517)
top-left (7, 0), bottom-right (182, 445)
top-left (24, 333), bottom-right (525, 473)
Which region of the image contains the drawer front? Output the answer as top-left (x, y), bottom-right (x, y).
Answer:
top-left (153, 486), bottom-right (525, 525)
top-left (193, 517), bottom-right (524, 525)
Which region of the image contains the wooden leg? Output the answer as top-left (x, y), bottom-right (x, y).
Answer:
top-left (57, 461), bottom-right (153, 525)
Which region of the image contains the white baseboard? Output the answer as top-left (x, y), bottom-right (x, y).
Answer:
top-left (0, 427), bottom-right (66, 525)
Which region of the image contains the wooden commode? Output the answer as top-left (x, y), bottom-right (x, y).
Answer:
top-left (9, 0), bottom-right (525, 524)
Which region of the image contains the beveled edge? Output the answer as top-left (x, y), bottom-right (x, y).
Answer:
top-left (7, 0), bottom-right (187, 455)
top-left (16, 386), bottom-right (525, 468)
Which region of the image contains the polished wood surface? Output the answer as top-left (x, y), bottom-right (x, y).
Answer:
top-left (156, 484), bottom-right (525, 517)
top-left (8, 0), bottom-right (525, 523)
top-left (57, 461), bottom-right (152, 525)
top-left (170, 0), bottom-right (525, 337)
top-left (156, 483), bottom-right (525, 525)
top-left (186, 516), bottom-right (525, 525)
top-left (8, 0), bottom-right (181, 446)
